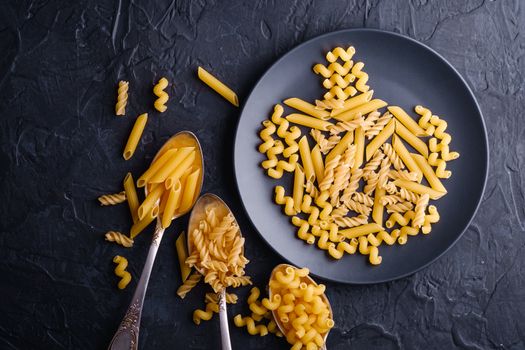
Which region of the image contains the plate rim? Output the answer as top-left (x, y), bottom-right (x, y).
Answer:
top-left (233, 28), bottom-right (489, 284)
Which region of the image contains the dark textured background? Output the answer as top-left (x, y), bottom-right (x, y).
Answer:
top-left (0, 0), bottom-right (523, 349)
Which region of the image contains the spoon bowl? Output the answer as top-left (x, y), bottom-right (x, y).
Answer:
top-left (269, 264), bottom-right (333, 349)
top-left (187, 193), bottom-right (242, 350)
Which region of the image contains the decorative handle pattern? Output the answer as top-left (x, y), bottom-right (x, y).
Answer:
top-left (108, 222), bottom-right (166, 350)
top-left (218, 289), bottom-right (232, 350)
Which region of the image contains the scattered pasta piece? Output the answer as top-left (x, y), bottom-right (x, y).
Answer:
top-left (98, 191), bottom-right (126, 206)
top-left (153, 77), bottom-right (169, 112)
top-left (198, 66), bottom-right (239, 107)
top-left (105, 231), bottom-right (133, 248)
top-left (123, 113), bottom-right (148, 160)
top-left (115, 80), bottom-right (128, 116)
top-left (113, 255), bottom-right (132, 290)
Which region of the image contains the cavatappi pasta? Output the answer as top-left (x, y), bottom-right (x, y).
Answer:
top-left (153, 77), bottom-right (169, 112)
top-left (113, 255), bottom-right (132, 290)
top-left (257, 45), bottom-right (459, 265)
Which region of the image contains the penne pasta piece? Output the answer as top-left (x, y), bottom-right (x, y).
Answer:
top-left (310, 145), bottom-right (324, 183)
top-left (161, 180), bottom-right (182, 228)
top-left (286, 114), bottom-right (334, 131)
top-left (130, 205), bottom-right (159, 239)
top-left (164, 152), bottom-right (197, 189)
top-left (123, 113), bottom-right (148, 160)
top-left (330, 90), bottom-right (373, 116)
top-left (123, 172), bottom-right (140, 223)
top-left (197, 67), bottom-right (239, 107)
top-left (393, 179), bottom-right (446, 200)
top-left (284, 98), bottom-right (330, 120)
top-left (411, 153), bottom-right (447, 193)
top-left (149, 148), bottom-right (195, 184)
top-left (353, 127), bottom-right (365, 170)
top-left (326, 130), bottom-right (353, 162)
top-left (334, 99), bottom-right (387, 122)
top-left (137, 148), bottom-right (178, 187)
top-left (138, 184), bottom-right (164, 220)
top-left (292, 164), bottom-right (305, 212)
top-left (388, 106), bottom-right (426, 137)
top-left (392, 135), bottom-right (423, 182)
top-left (372, 187), bottom-right (385, 226)
top-left (175, 231), bottom-right (191, 282)
top-left (298, 136), bottom-right (315, 182)
top-left (365, 118), bottom-right (395, 161)
top-left (340, 223), bottom-right (383, 239)
top-left (178, 168), bottom-right (201, 214)
top-left (395, 120), bottom-right (429, 158)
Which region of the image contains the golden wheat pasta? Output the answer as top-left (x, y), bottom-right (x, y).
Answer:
top-left (175, 231), bottom-right (191, 282)
top-left (386, 201), bottom-right (414, 214)
top-left (368, 230), bottom-right (398, 246)
top-left (319, 154), bottom-right (340, 191)
top-left (283, 126), bottom-right (301, 157)
top-left (115, 80), bottom-right (129, 116)
top-left (326, 130), bottom-right (353, 162)
top-left (178, 168), bottom-right (200, 214)
top-left (340, 223), bottom-right (382, 239)
top-left (105, 231), bottom-right (134, 248)
top-left (310, 145), bottom-right (324, 183)
top-left (315, 98), bottom-right (345, 110)
top-left (351, 61), bottom-right (370, 92)
top-left (286, 113), bottom-right (334, 131)
top-left (394, 179), bottom-right (446, 200)
top-left (293, 164), bottom-right (306, 212)
top-left (326, 46), bottom-right (355, 62)
top-left (334, 99), bottom-right (387, 122)
top-left (422, 205), bottom-right (440, 234)
top-left (352, 192), bottom-right (374, 207)
top-left (161, 180), bottom-right (182, 228)
top-left (153, 77), bottom-right (169, 112)
top-left (392, 135), bottom-right (423, 182)
top-left (130, 205), bottom-right (158, 239)
top-left (372, 187), bottom-right (386, 226)
top-left (395, 120), bottom-right (429, 158)
top-left (148, 147), bottom-right (194, 184)
top-left (365, 118), bottom-right (395, 161)
top-left (387, 106), bottom-right (426, 136)
top-left (388, 169), bottom-right (419, 182)
top-left (331, 90), bottom-right (373, 116)
top-left (323, 85), bottom-right (357, 100)
top-left (313, 59), bottom-right (353, 78)
top-left (323, 73), bottom-right (355, 90)
top-left (362, 110), bottom-right (380, 130)
top-left (333, 214), bottom-right (368, 228)
top-left (284, 98), bottom-right (330, 119)
top-left (414, 105), bottom-right (435, 136)
top-left (123, 113), bottom-right (148, 160)
top-left (123, 173), bottom-right (140, 223)
top-left (382, 143), bottom-right (405, 170)
top-left (197, 66), bottom-right (239, 106)
top-left (380, 194), bottom-right (403, 206)
top-left (340, 168), bottom-right (362, 203)
top-left (98, 191), bottom-right (126, 206)
top-left (363, 171), bottom-right (379, 195)
top-left (365, 111), bottom-right (392, 140)
top-left (362, 150), bottom-right (384, 179)
top-left (427, 152), bottom-right (451, 178)
top-left (411, 153), bottom-right (447, 193)
top-left (177, 271), bottom-right (202, 299)
top-left (368, 246), bottom-right (382, 265)
top-left (113, 255), bottom-right (132, 289)
top-left (138, 184), bottom-right (164, 220)
top-left (136, 148), bottom-right (178, 187)
top-left (385, 211), bottom-right (414, 228)
top-left (193, 302), bottom-right (220, 325)
top-left (258, 120), bottom-right (276, 153)
top-left (328, 116), bottom-right (365, 135)
top-left (296, 136), bottom-right (315, 182)
top-left (352, 126), bottom-right (365, 169)
top-left (412, 193), bottom-right (429, 228)
top-left (165, 152), bottom-right (197, 189)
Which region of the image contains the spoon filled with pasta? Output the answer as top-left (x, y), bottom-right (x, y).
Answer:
top-left (186, 193), bottom-right (251, 350)
top-left (268, 264), bottom-right (334, 350)
top-left (109, 131), bottom-right (204, 350)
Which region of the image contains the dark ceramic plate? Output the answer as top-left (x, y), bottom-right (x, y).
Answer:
top-left (233, 29), bottom-right (488, 284)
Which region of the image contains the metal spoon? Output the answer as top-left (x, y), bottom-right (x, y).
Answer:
top-left (187, 193), bottom-right (242, 350)
top-left (269, 264), bottom-right (333, 350)
top-left (109, 131), bottom-right (204, 350)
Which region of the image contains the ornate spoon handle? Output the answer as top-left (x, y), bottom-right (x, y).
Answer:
top-left (108, 222), bottom-right (165, 350)
top-left (218, 289), bottom-right (232, 350)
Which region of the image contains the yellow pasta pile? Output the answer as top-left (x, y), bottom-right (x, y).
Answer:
top-left (258, 46), bottom-right (459, 265)
top-left (131, 142), bottom-right (202, 237)
top-left (175, 204), bottom-right (251, 324)
top-left (234, 265), bottom-right (333, 350)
